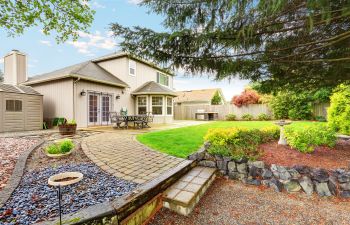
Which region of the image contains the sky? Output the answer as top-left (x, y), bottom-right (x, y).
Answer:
top-left (0, 0), bottom-right (249, 100)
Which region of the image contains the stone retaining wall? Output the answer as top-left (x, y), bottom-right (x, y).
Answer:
top-left (188, 142), bottom-right (350, 198)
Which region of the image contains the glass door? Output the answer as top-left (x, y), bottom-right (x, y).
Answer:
top-left (88, 93), bottom-right (100, 126)
top-left (101, 95), bottom-right (111, 125)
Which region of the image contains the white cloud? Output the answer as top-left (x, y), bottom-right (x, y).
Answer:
top-left (127, 0), bottom-right (142, 5)
top-left (67, 31), bottom-right (117, 56)
top-left (39, 40), bottom-right (52, 47)
top-left (92, 1), bottom-right (106, 8)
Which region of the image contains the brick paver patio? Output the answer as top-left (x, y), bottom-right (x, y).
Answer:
top-left (82, 132), bottom-right (184, 184)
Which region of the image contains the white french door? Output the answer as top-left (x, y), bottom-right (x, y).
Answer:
top-left (88, 93), bottom-right (112, 126)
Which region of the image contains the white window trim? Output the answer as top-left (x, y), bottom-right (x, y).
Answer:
top-left (157, 71), bottom-right (170, 87)
top-left (136, 96), bottom-right (148, 115)
top-left (129, 59), bottom-right (136, 76)
top-left (151, 95), bottom-right (164, 116)
top-left (166, 96), bottom-right (173, 116)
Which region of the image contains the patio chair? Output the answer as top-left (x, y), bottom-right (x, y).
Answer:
top-left (134, 114), bottom-right (146, 129)
top-left (142, 112), bottom-right (154, 128)
top-left (110, 112), bottom-right (126, 128)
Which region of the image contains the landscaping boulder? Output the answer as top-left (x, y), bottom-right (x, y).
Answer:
top-left (271, 164), bottom-right (291, 180)
top-left (293, 165), bottom-right (311, 175)
top-left (198, 160), bottom-right (216, 168)
top-left (228, 171), bottom-right (240, 180)
top-left (288, 169), bottom-right (301, 179)
top-left (227, 161), bottom-right (236, 173)
top-left (269, 178), bottom-right (283, 192)
top-left (337, 172), bottom-right (350, 183)
top-left (248, 166), bottom-right (262, 178)
top-left (234, 157), bottom-right (248, 163)
top-left (340, 191), bottom-right (350, 198)
top-left (299, 176), bottom-right (313, 196)
top-left (314, 182), bottom-right (332, 197)
top-left (284, 180), bottom-right (301, 193)
top-left (261, 169), bottom-right (273, 179)
top-left (311, 168), bottom-right (329, 183)
top-left (339, 182), bottom-right (350, 191)
top-left (204, 141), bottom-right (211, 150)
top-left (188, 149), bottom-right (205, 161)
top-left (248, 161), bottom-right (265, 169)
top-left (204, 152), bottom-right (216, 161)
top-left (237, 163), bottom-right (248, 174)
top-left (328, 176), bottom-right (338, 196)
top-left (245, 178), bottom-right (261, 186)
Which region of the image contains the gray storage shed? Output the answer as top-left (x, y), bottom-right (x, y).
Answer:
top-left (0, 83), bottom-right (43, 132)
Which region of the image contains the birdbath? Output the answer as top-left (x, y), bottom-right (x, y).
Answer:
top-left (274, 120), bottom-right (292, 145)
top-left (48, 172), bottom-right (83, 225)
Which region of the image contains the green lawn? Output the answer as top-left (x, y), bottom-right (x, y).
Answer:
top-left (137, 121), bottom-right (324, 158)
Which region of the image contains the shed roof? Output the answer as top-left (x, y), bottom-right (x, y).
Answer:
top-left (174, 88), bottom-right (223, 103)
top-left (0, 83), bottom-right (42, 95)
top-left (132, 81), bottom-right (177, 96)
top-left (23, 61), bottom-right (128, 87)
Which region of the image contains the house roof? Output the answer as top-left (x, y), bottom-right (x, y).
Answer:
top-left (174, 88), bottom-right (224, 103)
top-left (24, 61), bottom-right (128, 87)
top-left (93, 51), bottom-right (174, 76)
top-left (0, 83), bottom-right (42, 95)
top-left (131, 81), bottom-right (177, 96)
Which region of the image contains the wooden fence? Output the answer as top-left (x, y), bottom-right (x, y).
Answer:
top-left (174, 104), bottom-right (272, 120)
top-left (174, 102), bottom-right (330, 120)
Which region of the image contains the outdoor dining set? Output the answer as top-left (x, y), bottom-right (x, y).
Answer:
top-left (109, 112), bottom-right (154, 129)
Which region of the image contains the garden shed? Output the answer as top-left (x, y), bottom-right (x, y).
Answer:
top-left (0, 83), bottom-right (43, 132)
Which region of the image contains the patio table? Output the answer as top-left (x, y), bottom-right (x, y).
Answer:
top-left (116, 115), bottom-right (147, 129)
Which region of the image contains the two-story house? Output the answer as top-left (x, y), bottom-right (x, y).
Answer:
top-left (18, 51), bottom-right (176, 128)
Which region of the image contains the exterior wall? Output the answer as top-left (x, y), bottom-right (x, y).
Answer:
top-left (30, 78), bottom-right (74, 120)
top-left (3, 54), bottom-right (14, 84)
top-left (75, 80), bottom-right (125, 127)
top-left (4, 51), bottom-right (27, 85)
top-left (0, 92), bottom-right (43, 132)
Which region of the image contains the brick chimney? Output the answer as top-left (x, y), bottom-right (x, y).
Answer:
top-left (4, 50), bottom-right (28, 85)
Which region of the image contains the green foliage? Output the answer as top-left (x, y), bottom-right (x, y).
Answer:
top-left (205, 126), bottom-right (279, 160)
top-left (328, 84), bottom-right (350, 135)
top-left (211, 91), bottom-right (222, 105)
top-left (257, 113), bottom-right (271, 121)
top-left (111, 1), bottom-right (350, 92)
top-left (284, 124), bottom-right (336, 153)
top-left (315, 116), bottom-right (327, 122)
top-left (0, 1), bottom-right (95, 43)
top-left (241, 114), bottom-right (254, 121)
top-left (312, 87), bottom-right (332, 103)
top-left (270, 92), bottom-right (312, 120)
top-left (46, 144), bottom-right (60, 154)
top-left (225, 114), bottom-right (236, 121)
top-left (46, 139), bottom-right (75, 154)
top-left (67, 119), bottom-right (77, 125)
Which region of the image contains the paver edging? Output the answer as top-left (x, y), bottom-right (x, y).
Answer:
top-left (35, 159), bottom-right (196, 225)
top-left (0, 139), bottom-right (45, 207)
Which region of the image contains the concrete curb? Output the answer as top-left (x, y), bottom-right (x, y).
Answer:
top-left (0, 139), bottom-right (45, 207)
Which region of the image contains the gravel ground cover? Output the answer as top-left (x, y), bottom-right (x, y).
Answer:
top-left (260, 140), bottom-right (350, 170)
top-left (0, 138), bottom-right (38, 191)
top-left (150, 177), bottom-right (350, 225)
top-left (0, 163), bottom-right (138, 225)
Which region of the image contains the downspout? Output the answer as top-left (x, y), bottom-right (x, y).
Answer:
top-left (73, 77), bottom-right (81, 121)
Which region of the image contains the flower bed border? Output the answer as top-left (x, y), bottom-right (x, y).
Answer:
top-left (188, 142), bottom-right (350, 198)
top-left (0, 139), bottom-right (44, 207)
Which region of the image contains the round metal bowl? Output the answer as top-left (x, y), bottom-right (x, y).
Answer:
top-left (48, 172), bottom-right (83, 187)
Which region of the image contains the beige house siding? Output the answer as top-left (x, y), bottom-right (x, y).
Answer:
top-left (4, 54), bottom-right (14, 85)
top-left (30, 78), bottom-right (74, 120)
top-left (75, 80), bottom-right (124, 127)
top-left (16, 54), bottom-right (27, 84)
top-left (0, 92), bottom-right (43, 132)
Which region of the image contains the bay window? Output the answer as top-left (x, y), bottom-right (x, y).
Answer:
top-left (137, 96), bottom-right (147, 114)
top-left (166, 97), bottom-right (173, 115)
top-left (152, 96), bottom-right (163, 115)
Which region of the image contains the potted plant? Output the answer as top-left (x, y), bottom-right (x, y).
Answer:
top-left (45, 139), bottom-right (75, 158)
top-left (58, 119), bottom-right (77, 135)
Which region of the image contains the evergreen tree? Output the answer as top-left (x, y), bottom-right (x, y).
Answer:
top-left (211, 91), bottom-right (222, 105)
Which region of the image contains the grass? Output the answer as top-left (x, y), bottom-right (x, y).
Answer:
top-left (137, 120), bottom-right (324, 158)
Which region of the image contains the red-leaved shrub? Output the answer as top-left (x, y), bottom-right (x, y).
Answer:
top-left (231, 89), bottom-right (260, 107)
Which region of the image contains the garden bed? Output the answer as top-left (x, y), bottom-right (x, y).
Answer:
top-left (0, 163), bottom-right (138, 224)
top-left (260, 140), bottom-right (350, 170)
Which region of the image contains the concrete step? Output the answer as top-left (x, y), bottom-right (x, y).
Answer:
top-left (162, 166), bottom-right (217, 216)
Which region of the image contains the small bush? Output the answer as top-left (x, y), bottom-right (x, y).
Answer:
top-left (225, 114), bottom-right (237, 121)
top-left (284, 124), bottom-right (336, 153)
top-left (58, 139), bottom-right (75, 153)
top-left (67, 119), bottom-right (77, 125)
top-left (46, 144), bottom-right (60, 154)
top-left (241, 113), bottom-right (254, 121)
top-left (205, 126), bottom-right (279, 161)
top-left (328, 84), bottom-right (350, 135)
top-left (257, 113), bottom-right (270, 121)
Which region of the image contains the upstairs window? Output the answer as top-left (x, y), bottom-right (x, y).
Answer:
top-left (6, 100), bottom-right (22, 112)
top-left (157, 72), bottom-right (169, 86)
top-left (129, 59), bottom-right (136, 76)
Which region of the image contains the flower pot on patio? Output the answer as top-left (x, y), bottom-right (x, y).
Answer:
top-left (58, 124), bottom-right (77, 135)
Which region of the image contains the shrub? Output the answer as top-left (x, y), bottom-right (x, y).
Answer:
top-left (284, 124), bottom-right (336, 153)
top-left (225, 114), bottom-right (237, 121)
top-left (315, 116), bottom-right (327, 122)
top-left (211, 90), bottom-right (222, 105)
top-left (58, 139), bottom-right (75, 153)
top-left (241, 113), bottom-right (254, 121)
top-left (204, 126), bottom-right (279, 160)
top-left (257, 113), bottom-right (270, 121)
top-left (328, 84), bottom-right (350, 135)
top-left (46, 144), bottom-right (60, 154)
top-left (231, 88), bottom-right (260, 107)
top-left (67, 119), bottom-right (77, 125)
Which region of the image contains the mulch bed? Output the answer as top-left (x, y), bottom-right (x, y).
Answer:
top-left (259, 140), bottom-right (350, 170)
